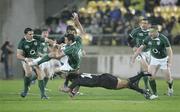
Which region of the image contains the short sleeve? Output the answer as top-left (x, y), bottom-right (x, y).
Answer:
top-left (129, 29), bottom-right (137, 38)
top-left (17, 40), bottom-right (23, 50)
top-left (162, 35), bottom-right (170, 47)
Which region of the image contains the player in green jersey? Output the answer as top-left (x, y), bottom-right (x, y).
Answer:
top-left (17, 28), bottom-right (54, 99)
top-left (128, 19), bottom-right (151, 90)
top-left (38, 29), bottom-right (60, 90)
top-left (132, 26), bottom-right (174, 99)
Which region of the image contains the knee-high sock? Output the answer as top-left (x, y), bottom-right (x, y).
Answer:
top-left (149, 79), bottom-right (157, 95)
top-left (23, 76), bottom-right (31, 93)
top-left (64, 78), bottom-right (69, 87)
top-left (128, 81), bottom-right (145, 94)
top-left (128, 72), bottom-right (151, 84)
top-left (143, 75), bottom-right (149, 89)
top-left (128, 73), bottom-right (143, 83)
top-left (44, 77), bottom-right (49, 88)
top-left (38, 80), bottom-right (45, 96)
top-left (167, 80), bottom-right (173, 89)
top-left (37, 55), bottom-right (51, 65)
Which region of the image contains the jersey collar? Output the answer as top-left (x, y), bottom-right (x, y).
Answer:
top-left (152, 33), bottom-right (160, 40)
top-left (24, 36), bottom-right (35, 42)
top-left (70, 41), bottom-right (76, 46)
top-left (140, 27), bottom-right (148, 32)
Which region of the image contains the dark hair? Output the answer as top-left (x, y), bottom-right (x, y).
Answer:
top-left (65, 34), bottom-right (75, 42)
top-left (24, 27), bottom-right (33, 34)
top-left (66, 25), bottom-right (77, 33)
top-left (140, 18), bottom-right (149, 23)
top-left (41, 28), bottom-right (48, 32)
top-left (150, 25), bottom-right (158, 30)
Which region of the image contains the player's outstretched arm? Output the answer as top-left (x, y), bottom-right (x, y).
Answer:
top-left (72, 12), bottom-right (86, 36)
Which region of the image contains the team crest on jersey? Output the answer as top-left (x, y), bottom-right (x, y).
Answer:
top-left (34, 42), bottom-right (38, 46)
top-left (148, 41), bottom-right (152, 45)
top-left (157, 41), bottom-right (160, 45)
top-left (25, 45), bottom-right (29, 49)
top-left (138, 33), bottom-right (143, 36)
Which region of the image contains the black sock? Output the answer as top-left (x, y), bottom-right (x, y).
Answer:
top-left (167, 80), bottom-right (173, 89)
top-left (44, 77), bottom-right (49, 88)
top-left (128, 81), bottom-right (145, 94)
top-left (149, 79), bottom-right (157, 95)
top-left (128, 72), bottom-right (144, 83)
top-left (24, 76), bottom-right (31, 93)
top-left (64, 78), bottom-right (69, 87)
top-left (143, 76), bottom-right (149, 89)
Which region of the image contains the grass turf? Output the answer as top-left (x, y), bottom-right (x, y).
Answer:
top-left (0, 78), bottom-right (180, 112)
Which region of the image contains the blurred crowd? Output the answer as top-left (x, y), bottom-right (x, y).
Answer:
top-left (39, 0), bottom-right (180, 46)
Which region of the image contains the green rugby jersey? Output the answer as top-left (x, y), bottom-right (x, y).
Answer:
top-left (129, 27), bottom-right (149, 52)
top-left (143, 33), bottom-right (170, 59)
top-left (63, 36), bottom-right (82, 69)
top-left (17, 36), bottom-right (45, 58)
top-left (38, 42), bottom-right (49, 56)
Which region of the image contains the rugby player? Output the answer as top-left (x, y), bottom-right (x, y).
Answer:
top-left (132, 26), bottom-right (174, 99)
top-left (128, 18), bottom-right (151, 90)
top-left (60, 72), bottom-right (153, 99)
top-left (17, 28), bottom-right (54, 99)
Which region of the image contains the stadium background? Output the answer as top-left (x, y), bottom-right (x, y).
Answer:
top-left (0, 0), bottom-right (180, 79)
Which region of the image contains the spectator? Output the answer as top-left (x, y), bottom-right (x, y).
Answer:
top-left (160, 0), bottom-right (177, 6)
top-left (0, 41), bottom-right (14, 79)
top-left (110, 6), bottom-right (122, 22)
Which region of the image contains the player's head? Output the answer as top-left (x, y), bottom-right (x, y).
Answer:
top-left (148, 26), bottom-right (159, 39)
top-left (66, 25), bottom-right (77, 35)
top-left (139, 19), bottom-right (150, 30)
top-left (64, 34), bottom-right (75, 45)
top-left (24, 27), bottom-right (34, 40)
top-left (41, 29), bottom-right (49, 38)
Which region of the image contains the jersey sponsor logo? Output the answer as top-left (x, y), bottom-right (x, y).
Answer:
top-left (152, 48), bottom-right (159, 54)
top-left (30, 50), bottom-right (36, 55)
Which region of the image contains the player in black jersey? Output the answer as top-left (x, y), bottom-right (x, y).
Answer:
top-left (60, 72), bottom-right (153, 99)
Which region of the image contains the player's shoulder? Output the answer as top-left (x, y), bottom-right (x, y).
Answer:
top-left (131, 27), bottom-right (141, 33)
top-left (159, 33), bottom-right (167, 38)
top-left (18, 37), bottom-right (26, 43)
top-left (75, 35), bottom-right (81, 40)
top-left (159, 33), bottom-right (169, 41)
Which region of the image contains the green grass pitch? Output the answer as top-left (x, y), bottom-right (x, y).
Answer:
top-left (0, 78), bottom-right (180, 112)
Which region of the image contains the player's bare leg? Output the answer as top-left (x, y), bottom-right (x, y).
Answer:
top-left (162, 68), bottom-right (173, 96)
